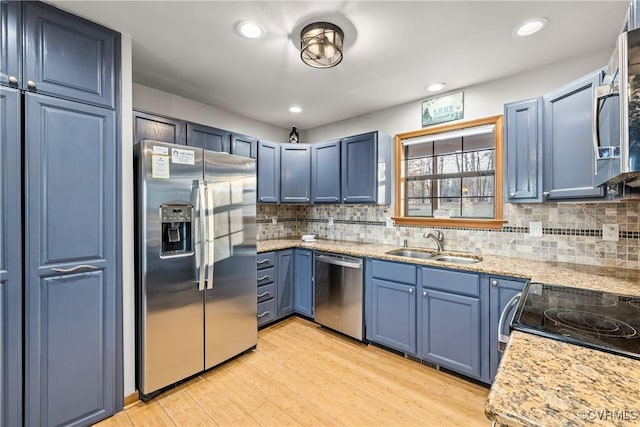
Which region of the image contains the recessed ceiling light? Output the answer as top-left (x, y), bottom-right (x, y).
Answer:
top-left (514, 18), bottom-right (549, 37)
top-left (235, 21), bottom-right (264, 39)
top-left (289, 106), bottom-right (302, 113)
top-left (426, 83), bottom-right (446, 92)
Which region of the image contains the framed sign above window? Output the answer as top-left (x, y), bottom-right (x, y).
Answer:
top-left (422, 91), bottom-right (464, 127)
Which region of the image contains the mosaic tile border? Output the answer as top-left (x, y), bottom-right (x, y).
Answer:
top-left (256, 217), bottom-right (298, 224)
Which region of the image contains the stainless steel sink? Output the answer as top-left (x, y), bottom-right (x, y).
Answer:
top-left (432, 255), bottom-right (481, 264)
top-left (385, 249), bottom-right (437, 259)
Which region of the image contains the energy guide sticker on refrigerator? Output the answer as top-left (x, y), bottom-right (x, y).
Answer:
top-left (134, 140), bottom-right (257, 400)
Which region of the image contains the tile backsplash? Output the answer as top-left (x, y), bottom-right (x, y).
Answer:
top-left (257, 201), bottom-right (640, 269)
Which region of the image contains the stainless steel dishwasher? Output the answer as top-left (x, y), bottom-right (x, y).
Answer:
top-left (314, 252), bottom-right (363, 340)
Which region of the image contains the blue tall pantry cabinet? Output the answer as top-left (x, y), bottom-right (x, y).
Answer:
top-left (1, 1), bottom-right (121, 425)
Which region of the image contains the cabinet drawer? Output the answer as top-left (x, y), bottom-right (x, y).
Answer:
top-left (257, 283), bottom-right (276, 303)
top-left (257, 252), bottom-right (275, 270)
top-left (422, 268), bottom-right (480, 297)
top-left (371, 259), bottom-right (416, 284)
top-left (257, 299), bottom-right (276, 326)
top-left (257, 267), bottom-right (275, 286)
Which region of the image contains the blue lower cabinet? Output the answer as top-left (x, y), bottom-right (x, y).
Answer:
top-left (294, 250), bottom-right (314, 317)
top-left (419, 288), bottom-right (481, 378)
top-left (276, 250), bottom-right (294, 317)
top-left (257, 299), bottom-right (276, 327)
top-left (367, 278), bottom-right (417, 355)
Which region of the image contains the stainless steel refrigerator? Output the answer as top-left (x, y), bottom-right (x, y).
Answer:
top-left (134, 140), bottom-right (257, 399)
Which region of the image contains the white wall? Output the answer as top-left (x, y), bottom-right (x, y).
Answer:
top-left (301, 48), bottom-right (612, 142)
top-left (132, 84), bottom-right (288, 141)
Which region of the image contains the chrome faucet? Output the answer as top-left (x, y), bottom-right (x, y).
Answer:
top-left (424, 230), bottom-right (444, 252)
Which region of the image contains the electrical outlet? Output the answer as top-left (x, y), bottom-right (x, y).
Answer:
top-left (386, 217), bottom-right (394, 229)
top-left (602, 223), bottom-right (619, 242)
top-left (327, 217), bottom-right (334, 226)
top-left (529, 221), bottom-right (543, 238)
top-left (271, 216), bottom-right (277, 225)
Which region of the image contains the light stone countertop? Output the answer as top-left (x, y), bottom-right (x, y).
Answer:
top-left (258, 238), bottom-right (640, 426)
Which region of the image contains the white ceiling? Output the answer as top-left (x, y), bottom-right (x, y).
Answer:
top-left (51, 1), bottom-right (629, 130)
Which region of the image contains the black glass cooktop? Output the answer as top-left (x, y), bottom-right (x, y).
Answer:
top-left (511, 282), bottom-right (640, 360)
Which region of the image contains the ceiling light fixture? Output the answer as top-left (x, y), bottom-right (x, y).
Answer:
top-left (235, 21), bottom-right (264, 39)
top-left (300, 22), bottom-right (344, 68)
top-left (514, 18), bottom-right (549, 37)
top-left (289, 106), bottom-right (302, 113)
top-left (426, 83), bottom-right (447, 92)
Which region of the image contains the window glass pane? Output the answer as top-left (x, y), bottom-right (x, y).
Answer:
top-left (407, 157), bottom-right (433, 177)
top-left (436, 153), bottom-right (463, 174)
top-left (462, 176), bottom-right (494, 198)
top-left (463, 149), bottom-right (494, 172)
top-left (434, 198), bottom-right (461, 217)
top-left (408, 200), bottom-right (432, 216)
top-left (434, 137), bottom-right (461, 156)
top-left (435, 178), bottom-right (460, 198)
top-left (461, 197), bottom-right (494, 218)
top-left (407, 141), bottom-right (433, 158)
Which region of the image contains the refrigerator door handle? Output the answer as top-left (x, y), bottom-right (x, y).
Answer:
top-left (196, 180), bottom-right (207, 291)
top-left (206, 182), bottom-right (215, 290)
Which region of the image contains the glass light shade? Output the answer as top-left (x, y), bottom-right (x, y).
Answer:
top-left (300, 22), bottom-right (344, 68)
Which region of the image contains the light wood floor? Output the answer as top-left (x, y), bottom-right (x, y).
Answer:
top-left (98, 317), bottom-right (489, 426)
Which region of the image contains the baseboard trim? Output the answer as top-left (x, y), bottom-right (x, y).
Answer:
top-left (124, 392), bottom-right (139, 407)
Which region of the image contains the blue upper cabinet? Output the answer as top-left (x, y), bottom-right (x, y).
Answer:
top-left (311, 140), bottom-right (341, 203)
top-left (22, 2), bottom-right (117, 108)
top-left (504, 98), bottom-right (543, 202)
top-left (257, 140), bottom-right (280, 203)
top-left (0, 1), bottom-right (21, 88)
top-left (25, 93), bottom-right (117, 426)
top-left (280, 144), bottom-right (311, 203)
top-left (186, 122), bottom-right (230, 153)
top-left (294, 249), bottom-right (314, 318)
top-left (0, 87), bottom-right (22, 427)
top-left (230, 133), bottom-right (257, 159)
top-left (134, 111), bottom-right (186, 145)
top-left (341, 131), bottom-right (392, 204)
top-left (543, 71), bottom-right (604, 200)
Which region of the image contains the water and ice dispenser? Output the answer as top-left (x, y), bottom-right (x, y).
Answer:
top-left (160, 204), bottom-right (193, 256)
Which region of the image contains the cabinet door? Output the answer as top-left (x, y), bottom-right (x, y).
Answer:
top-left (0, 87), bottom-right (22, 427)
top-left (187, 122), bottom-right (229, 152)
top-left (23, 2), bottom-right (116, 108)
top-left (280, 144), bottom-right (311, 203)
top-left (0, 1), bottom-right (21, 88)
top-left (489, 277), bottom-right (525, 382)
top-left (504, 98), bottom-right (542, 202)
top-left (134, 111), bottom-right (186, 145)
top-left (25, 94), bottom-right (116, 426)
top-left (341, 132), bottom-right (377, 203)
top-left (543, 72), bottom-right (604, 200)
top-left (312, 140), bottom-right (341, 203)
top-left (276, 250), bottom-right (294, 318)
top-left (419, 289), bottom-right (481, 378)
top-left (294, 250), bottom-right (313, 317)
top-left (368, 278), bottom-right (416, 354)
top-left (257, 141), bottom-right (280, 203)
top-left (230, 133), bottom-right (257, 159)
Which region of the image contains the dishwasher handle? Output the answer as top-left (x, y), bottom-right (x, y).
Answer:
top-left (315, 254), bottom-right (362, 269)
top-left (498, 293), bottom-right (521, 352)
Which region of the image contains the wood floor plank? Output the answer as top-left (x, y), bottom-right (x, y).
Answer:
top-left (109, 317), bottom-right (489, 427)
top-left (95, 410), bottom-right (134, 426)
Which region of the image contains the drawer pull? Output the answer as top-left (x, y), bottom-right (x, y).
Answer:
top-left (257, 311), bottom-right (271, 318)
top-left (257, 259), bottom-right (270, 265)
top-left (491, 280), bottom-right (499, 286)
top-left (257, 275), bottom-right (271, 281)
top-left (257, 291), bottom-right (272, 299)
top-left (51, 264), bottom-right (99, 273)
top-left (408, 288), bottom-right (414, 294)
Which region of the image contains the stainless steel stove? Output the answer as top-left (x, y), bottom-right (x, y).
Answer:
top-left (511, 282), bottom-right (640, 359)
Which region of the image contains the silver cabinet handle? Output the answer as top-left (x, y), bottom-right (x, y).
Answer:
top-left (543, 192), bottom-right (550, 198)
top-left (257, 259), bottom-right (269, 265)
top-left (491, 280), bottom-right (498, 286)
top-left (8, 76), bottom-right (18, 84)
top-left (257, 311), bottom-right (271, 318)
top-left (509, 192), bottom-right (516, 198)
top-left (343, 198), bottom-right (346, 202)
top-left (27, 80), bottom-right (36, 89)
top-left (408, 288), bottom-right (414, 294)
top-left (51, 264), bottom-right (99, 273)
top-left (422, 291), bottom-right (428, 297)
top-left (498, 293), bottom-right (522, 352)
top-left (257, 291), bottom-right (272, 299)
top-left (333, 197), bottom-right (339, 201)
top-left (259, 197), bottom-right (264, 201)
top-left (257, 275), bottom-right (271, 281)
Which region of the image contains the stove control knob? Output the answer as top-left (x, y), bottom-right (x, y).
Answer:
top-left (491, 280), bottom-right (498, 286)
